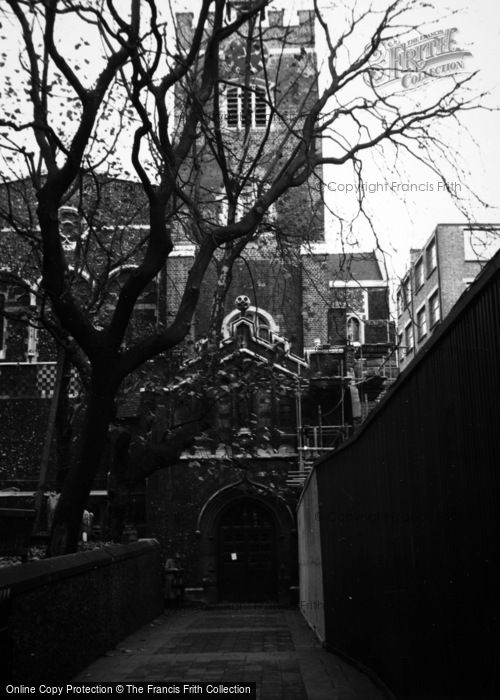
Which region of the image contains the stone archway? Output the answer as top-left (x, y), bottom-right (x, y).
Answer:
top-left (196, 476), bottom-right (296, 604)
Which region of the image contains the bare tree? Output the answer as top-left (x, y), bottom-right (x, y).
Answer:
top-left (0, 0), bottom-right (481, 555)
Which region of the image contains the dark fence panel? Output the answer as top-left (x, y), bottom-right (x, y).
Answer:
top-left (310, 254), bottom-right (500, 699)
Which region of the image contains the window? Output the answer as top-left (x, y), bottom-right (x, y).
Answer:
top-left (426, 238), bottom-right (437, 273)
top-left (254, 313), bottom-right (271, 341)
top-left (429, 290), bottom-right (440, 327)
top-left (347, 316), bottom-right (362, 343)
top-left (0, 277), bottom-right (35, 362)
top-left (416, 305), bottom-right (427, 340)
top-left (226, 86), bottom-right (268, 129)
top-left (27, 324), bottom-right (38, 361)
top-left (404, 323), bottom-right (413, 355)
top-left (415, 258), bottom-right (424, 290)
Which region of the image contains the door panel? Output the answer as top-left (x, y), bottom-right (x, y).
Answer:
top-left (218, 499), bottom-right (278, 602)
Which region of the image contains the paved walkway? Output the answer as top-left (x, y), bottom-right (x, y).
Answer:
top-left (74, 606), bottom-right (389, 700)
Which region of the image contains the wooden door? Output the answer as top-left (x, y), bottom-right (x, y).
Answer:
top-left (217, 499), bottom-right (278, 603)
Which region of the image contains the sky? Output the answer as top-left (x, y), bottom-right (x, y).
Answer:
top-left (313, 0), bottom-right (500, 280)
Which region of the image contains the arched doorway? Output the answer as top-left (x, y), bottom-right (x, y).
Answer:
top-left (217, 498), bottom-right (278, 603)
top-left (196, 477), bottom-right (296, 604)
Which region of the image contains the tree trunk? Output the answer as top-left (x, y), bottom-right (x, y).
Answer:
top-left (47, 372), bottom-right (117, 556)
top-left (208, 238), bottom-right (251, 349)
top-left (105, 428), bottom-right (133, 543)
top-left (55, 352), bottom-right (75, 491)
top-left (208, 261), bottom-right (233, 350)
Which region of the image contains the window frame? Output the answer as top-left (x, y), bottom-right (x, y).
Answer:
top-left (346, 314), bottom-right (363, 344)
top-left (416, 303), bottom-right (427, 340)
top-left (0, 278), bottom-right (38, 362)
top-left (426, 238), bottom-right (437, 276)
top-left (428, 289), bottom-right (441, 328)
top-left (404, 322), bottom-right (414, 356)
top-left (414, 257), bottom-right (425, 291)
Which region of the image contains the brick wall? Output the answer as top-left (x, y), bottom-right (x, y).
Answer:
top-left (1, 540), bottom-right (163, 683)
top-left (436, 224), bottom-right (486, 317)
top-left (435, 224), bottom-right (467, 318)
top-left (194, 250), bottom-right (304, 352)
top-left (165, 254), bottom-right (195, 335)
top-left (397, 223), bottom-right (497, 362)
top-left (301, 254), bottom-right (329, 346)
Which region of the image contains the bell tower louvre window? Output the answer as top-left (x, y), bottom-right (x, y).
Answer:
top-left (226, 86), bottom-right (268, 129)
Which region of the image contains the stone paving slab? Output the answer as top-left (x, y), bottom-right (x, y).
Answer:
top-left (74, 607), bottom-right (389, 700)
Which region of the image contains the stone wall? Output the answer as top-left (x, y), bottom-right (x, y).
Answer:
top-left (0, 539), bottom-right (163, 683)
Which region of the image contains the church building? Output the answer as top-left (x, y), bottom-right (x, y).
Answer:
top-left (0, 5), bottom-right (395, 603)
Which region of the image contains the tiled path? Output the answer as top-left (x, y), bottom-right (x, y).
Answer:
top-left (75, 607), bottom-right (389, 700)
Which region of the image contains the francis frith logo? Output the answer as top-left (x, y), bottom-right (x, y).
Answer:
top-left (366, 27), bottom-right (472, 90)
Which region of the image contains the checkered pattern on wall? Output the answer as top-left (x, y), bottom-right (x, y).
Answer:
top-left (35, 363), bottom-right (56, 398)
top-left (0, 362), bottom-right (81, 399)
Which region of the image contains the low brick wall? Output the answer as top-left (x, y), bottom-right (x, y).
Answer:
top-left (0, 539), bottom-right (163, 682)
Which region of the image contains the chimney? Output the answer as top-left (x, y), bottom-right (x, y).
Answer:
top-left (175, 12), bottom-right (193, 30)
top-left (297, 10), bottom-right (314, 25)
top-left (268, 10), bottom-right (284, 27)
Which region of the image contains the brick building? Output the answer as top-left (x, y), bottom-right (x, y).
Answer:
top-left (397, 223), bottom-right (500, 367)
top-left (0, 5), bottom-right (396, 602)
